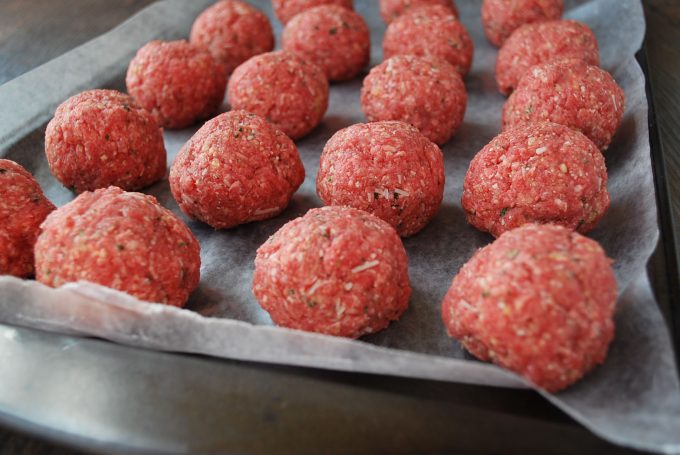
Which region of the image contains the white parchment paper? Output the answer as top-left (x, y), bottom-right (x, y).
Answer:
top-left (1, 0), bottom-right (679, 452)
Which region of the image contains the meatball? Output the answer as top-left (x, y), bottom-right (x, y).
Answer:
top-left (462, 122), bottom-right (609, 237)
top-left (482, 0), bottom-right (564, 47)
top-left (228, 50), bottom-right (329, 139)
top-left (190, 0), bottom-right (274, 75)
top-left (282, 5), bottom-right (370, 81)
top-left (502, 60), bottom-right (625, 150)
top-left (0, 160), bottom-right (55, 278)
top-left (253, 206), bottom-right (411, 338)
top-left (361, 54), bottom-right (467, 145)
top-left (496, 20), bottom-right (599, 95)
top-left (379, 0), bottom-right (458, 24)
top-left (273, 0), bottom-right (354, 24)
top-left (169, 110), bottom-right (305, 229)
top-left (34, 186), bottom-right (201, 308)
top-left (44, 89), bottom-right (166, 193)
top-left (441, 223), bottom-right (617, 392)
top-left (317, 121), bottom-right (444, 237)
top-left (383, 5), bottom-right (473, 76)
top-left (126, 40), bottom-right (227, 129)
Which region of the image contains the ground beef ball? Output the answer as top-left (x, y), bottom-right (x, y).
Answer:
top-left (169, 110), bottom-right (305, 229)
top-left (379, 0), bottom-right (458, 24)
top-left (441, 223), bottom-right (617, 392)
top-left (34, 186), bottom-right (200, 308)
top-left (282, 5), bottom-right (370, 81)
top-left (502, 60), bottom-right (624, 150)
top-left (383, 5), bottom-right (473, 76)
top-left (253, 205), bottom-right (411, 338)
top-left (462, 122), bottom-right (609, 237)
top-left (495, 19), bottom-right (599, 94)
top-left (273, 0), bottom-right (354, 24)
top-left (126, 40), bottom-right (227, 129)
top-left (228, 50), bottom-right (329, 139)
top-left (190, 0), bottom-right (274, 75)
top-left (0, 160), bottom-right (55, 278)
top-left (317, 121), bottom-right (444, 237)
top-left (361, 54), bottom-right (467, 145)
top-left (482, 0), bottom-right (564, 47)
top-left (44, 89), bottom-right (166, 193)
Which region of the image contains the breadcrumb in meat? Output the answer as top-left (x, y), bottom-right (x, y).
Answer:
top-left (441, 223), bottom-right (617, 392)
top-left (273, 0), bottom-right (354, 24)
top-left (383, 5), bottom-right (473, 76)
top-left (502, 59), bottom-right (624, 150)
top-left (317, 121), bottom-right (444, 237)
top-left (44, 89), bottom-right (166, 193)
top-left (169, 110), bottom-right (305, 229)
top-left (462, 122), bottom-right (609, 237)
top-left (126, 40), bottom-right (227, 129)
top-left (482, 0), bottom-right (564, 47)
top-left (282, 5), bottom-right (370, 81)
top-left (495, 19), bottom-right (599, 95)
top-left (190, 0), bottom-right (274, 75)
top-left (0, 160), bottom-right (55, 278)
top-left (253, 206), bottom-right (411, 338)
top-left (35, 186), bottom-right (200, 308)
top-left (361, 54), bottom-right (467, 144)
top-left (228, 50), bottom-right (329, 139)
top-left (379, 0), bottom-right (458, 24)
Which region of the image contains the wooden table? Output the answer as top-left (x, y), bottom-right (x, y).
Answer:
top-left (0, 1), bottom-right (678, 454)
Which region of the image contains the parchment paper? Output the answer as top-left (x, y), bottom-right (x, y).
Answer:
top-left (1, 0), bottom-right (679, 453)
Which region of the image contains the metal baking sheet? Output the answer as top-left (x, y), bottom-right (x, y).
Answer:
top-left (0, 0), bottom-right (679, 453)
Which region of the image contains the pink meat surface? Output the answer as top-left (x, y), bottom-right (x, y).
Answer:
top-left (44, 89), bottom-right (166, 193)
top-left (0, 159), bottom-right (55, 278)
top-left (462, 122), bottom-right (609, 237)
top-left (441, 223), bottom-right (617, 392)
top-left (383, 5), bottom-right (473, 76)
top-left (282, 5), bottom-right (370, 81)
top-left (35, 186), bottom-right (200, 308)
top-left (502, 59), bottom-right (624, 150)
top-left (361, 54), bottom-right (467, 144)
top-left (253, 206), bottom-right (411, 338)
top-left (317, 121), bottom-right (444, 237)
top-left (169, 110), bottom-right (304, 229)
top-left (228, 50), bottom-right (329, 139)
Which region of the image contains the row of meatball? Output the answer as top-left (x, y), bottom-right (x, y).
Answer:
top-left (0, 157), bottom-right (616, 395)
top-left (440, 0), bottom-right (622, 393)
top-left (2, 109), bottom-right (620, 395)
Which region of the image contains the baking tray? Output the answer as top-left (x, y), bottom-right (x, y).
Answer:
top-left (638, 47), bottom-right (680, 361)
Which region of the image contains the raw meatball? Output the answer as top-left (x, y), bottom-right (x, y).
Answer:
top-left (361, 54), bottom-right (467, 145)
top-left (502, 60), bottom-right (624, 150)
top-left (35, 186), bottom-right (200, 308)
top-left (441, 223), bottom-right (617, 392)
top-left (190, 0), bottom-right (274, 75)
top-left (482, 0), bottom-right (564, 47)
top-left (169, 110), bottom-right (305, 229)
top-left (282, 5), bottom-right (370, 81)
top-left (253, 206), bottom-right (411, 338)
top-left (383, 5), bottom-right (473, 76)
top-left (317, 121), bottom-right (444, 237)
top-left (462, 122), bottom-right (609, 237)
top-left (379, 0), bottom-right (458, 24)
top-left (273, 0), bottom-right (354, 24)
top-left (0, 160), bottom-right (55, 278)
top-left (496, 20), bottom-right (599, 94)
top-left (228, 50), bottom-right (329, 139)
top-left (44, 89), bottom-right (166, 193)
top-left (126, 40), bottom-right (227, 129)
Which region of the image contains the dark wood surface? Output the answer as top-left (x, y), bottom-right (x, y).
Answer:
top-left (0, 1), bottom-right (678, 454)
